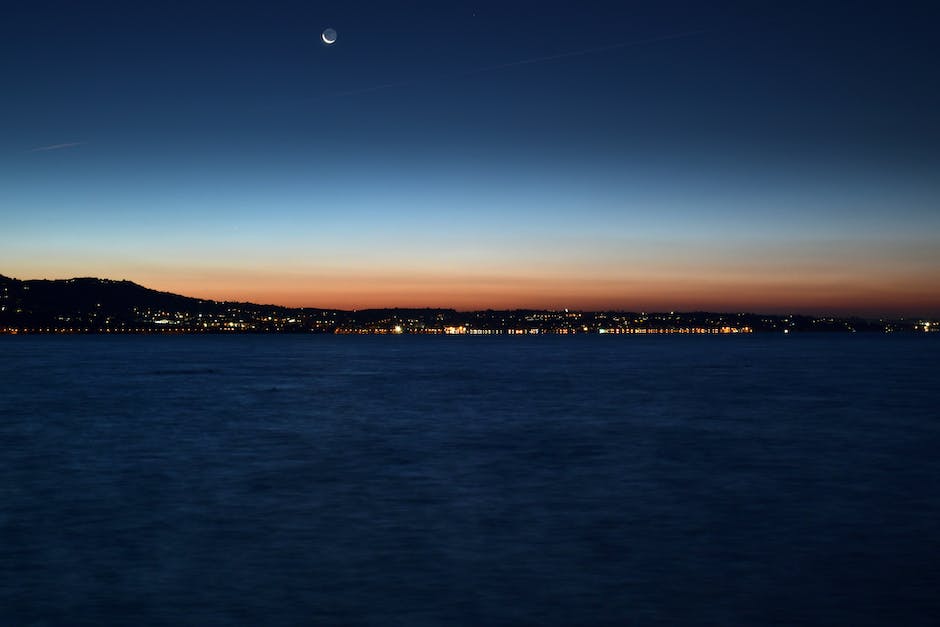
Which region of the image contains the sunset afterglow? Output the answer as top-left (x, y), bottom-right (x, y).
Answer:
top-left (3, 2), bottom-right (938, 316)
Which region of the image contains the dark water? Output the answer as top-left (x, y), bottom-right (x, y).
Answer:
top-left (1, 335), bottom-right (939, 625)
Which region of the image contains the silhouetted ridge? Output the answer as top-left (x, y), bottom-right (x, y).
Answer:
top-left (0, 274), bottom-right (930, 334)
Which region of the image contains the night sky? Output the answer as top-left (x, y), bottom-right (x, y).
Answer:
top-left (3, 1), bottom-right (939, 315)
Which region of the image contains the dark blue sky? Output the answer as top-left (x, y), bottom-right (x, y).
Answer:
top-left (3, 1), bottom-right (939, 313)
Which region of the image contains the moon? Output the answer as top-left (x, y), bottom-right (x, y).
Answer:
top-left (321, 28), bottom-right (337, 45)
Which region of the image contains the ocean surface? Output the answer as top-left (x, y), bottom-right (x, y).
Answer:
top-left (1, 334), bottom-right (938, 625)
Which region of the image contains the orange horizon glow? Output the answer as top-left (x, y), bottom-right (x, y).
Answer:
top-left (123, 272), bottom-right (940, 318)
top-left (5, 213), bottom-right (939, 318)
top-left (6, 249), bottom-right (939, 317)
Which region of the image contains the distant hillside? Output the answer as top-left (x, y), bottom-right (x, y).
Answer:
top-left (0, 275), bottom-right (300, 330)
top-left (1, 274), bottom-right (926, 334)
top-left (2, 275), bottom-right (199, 312)
top-left (0, 274), bottom-right (469, 333)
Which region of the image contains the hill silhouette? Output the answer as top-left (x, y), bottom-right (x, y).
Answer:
top-left (0, 275), bottom-right (307, 330)
top-left (0, 274), bottom-right (917, 334)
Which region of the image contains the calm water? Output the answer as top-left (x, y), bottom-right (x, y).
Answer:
top-left (1, 335), bottom-right (939, 625)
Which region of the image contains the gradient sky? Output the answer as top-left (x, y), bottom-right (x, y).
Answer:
top-left (2, 1), bottom-right (939, 315)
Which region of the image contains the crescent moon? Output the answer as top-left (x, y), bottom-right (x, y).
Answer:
top-left (321, 29), bottom-right (337, 45)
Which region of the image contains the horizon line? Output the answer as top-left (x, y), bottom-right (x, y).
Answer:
top-left (2, 273), bottom-right (937, 321)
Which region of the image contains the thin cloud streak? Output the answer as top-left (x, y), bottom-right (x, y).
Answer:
top-left (28, 142), bottom-right (85, 153)
top-left (312, 29), bottom-right (709, 101)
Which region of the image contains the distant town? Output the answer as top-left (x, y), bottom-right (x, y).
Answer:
top-left (1, 275), bottom-right (937, 335)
